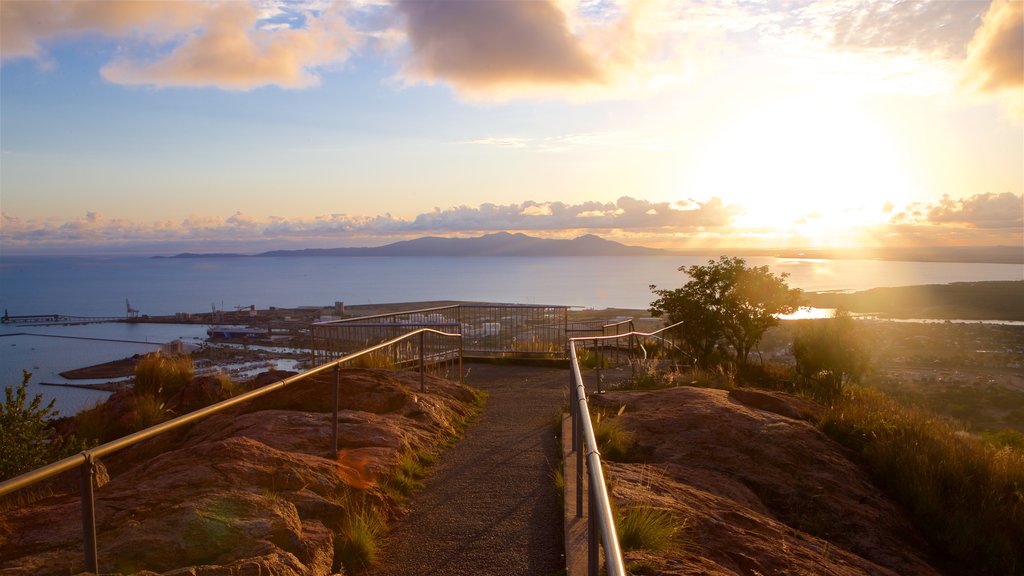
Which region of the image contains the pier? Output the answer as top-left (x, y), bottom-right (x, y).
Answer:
top-left (1, 312), bottom-right (127, 326)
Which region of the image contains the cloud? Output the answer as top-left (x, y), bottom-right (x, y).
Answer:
top-left (962, 0), bottom-right (1024, 93)
top-left (884, 192), bottom-right (1024, 247)
top-left (1, 0), bottom-right (360, 90)
top-left (826, 0), bottom-right (984, 59)
top-left (395, 0), bottom-right (603, 90)
top-left (393, 0), bottom-right (691, 100)
top-left (463, 131), bottom-right (666, 154)
top-left (0, 197), bottom-right (740, 253)
top-left (924, 192), bottom-right (1024, 229)
top-left (0, 1), bottom-right (206, 61)
top-left (101, 3), bottom-right (360, 90)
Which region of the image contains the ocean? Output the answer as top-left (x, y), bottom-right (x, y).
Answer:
top-left (1, 254), bottom-right (1022, 414)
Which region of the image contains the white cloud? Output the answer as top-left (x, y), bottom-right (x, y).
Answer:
top-left (0, 197), bottom-right (740, 252)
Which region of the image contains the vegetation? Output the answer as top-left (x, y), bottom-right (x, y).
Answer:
top-left (335, 493), bottom-right (386, 574)
top-left (574, 346), bottom-right (613, 369)
top-left (650, 256), bottom-right (801, 367)
top-left (821, 386), bottom-right (1024, 574)
top-left (792, 310), bottom-right (871, 403)
top-left (1, 371), bottom-right (88, 481)
top-left (621, 326), bottom-right (1023, 573)
top-left (592, 407), bottom-right (633, 461)
top-left (803, 280), bottom-right (1024, 321)
top-left (129, 394), bottom-right (171, 430)
top-left (625, 358), bottom-right (682, 390)
top-left (615, 505), bottom-right (680, 551)
top-left (134, 352), bottom-right (194, 399)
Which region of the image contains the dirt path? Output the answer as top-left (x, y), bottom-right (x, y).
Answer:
top-left (371, 363), bottom-right (567, 576)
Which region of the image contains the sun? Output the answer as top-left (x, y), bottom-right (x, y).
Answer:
top-left (691, 97), bottom-right (918, 242)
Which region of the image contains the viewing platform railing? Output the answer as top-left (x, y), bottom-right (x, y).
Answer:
top-left (312, 304), bottom-right (569, 364)
top-left (0, 328), bottom-right (462, 574)
top-left (567, 320), bottom-right (686, 576)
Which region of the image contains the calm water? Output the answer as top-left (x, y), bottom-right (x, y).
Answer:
top-left (3, 255), bottom-right (1021, 316)
top-left (1, 255), bottom-right (1021, 414)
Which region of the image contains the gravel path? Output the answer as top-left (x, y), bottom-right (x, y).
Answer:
top-left (371, 363), bottom-right (567, 576)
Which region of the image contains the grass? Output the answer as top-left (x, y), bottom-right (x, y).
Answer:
top-left (129, 394), bottom-right (171, 431)
top-left (575, 347), bottom-right (614, 369)
top-left (334, 493), bottom-right (386, 574)
top-left (615, 505), bottom-right (681, 551)
top-left (74, 398), bottom-right (113, 442)
top-left (134, 352), bottom-right (194, 398)
top-left (821, 386), bottom-right (1024, 574)
top-left (591, 407), bottom-right (633, 462)
top-left (625, 358), bottom-right (682, 390)
top-left (349, 349), bottom-right (395, 369)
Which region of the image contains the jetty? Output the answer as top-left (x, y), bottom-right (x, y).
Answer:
top-left (0, 312), bottom-right (127, 326)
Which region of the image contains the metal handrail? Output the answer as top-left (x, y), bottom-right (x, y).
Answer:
top-left (311, 304), bottom-right (459, 326)
top-left (0, 327), bottom-right (462, 573)
top-left (566, 320), bottom-right (685, 576)
top-left (312, 303), bottom-right (569, 362)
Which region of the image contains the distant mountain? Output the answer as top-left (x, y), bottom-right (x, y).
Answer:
top-left (159, 232), bottom-right (668, 258)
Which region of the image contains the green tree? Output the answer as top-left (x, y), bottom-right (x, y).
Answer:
top-left (1, 371), bottom-right (84, 481)
top-left (792, 310), bottom-right (871, 403)
top-left (650, 256), bottom-right (802, 367)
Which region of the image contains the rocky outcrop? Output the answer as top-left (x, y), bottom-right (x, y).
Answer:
top-left (591, 387), bottom-right (942, 576)
top-left (0, 369), bottom-right (478, 576)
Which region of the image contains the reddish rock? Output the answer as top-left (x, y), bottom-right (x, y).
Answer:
top-left (591, 386), bottom-right (941, 576)
top-left (0, 369), bottom-right (477, 575)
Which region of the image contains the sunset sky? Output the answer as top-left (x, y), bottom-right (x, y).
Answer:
top-left (1, 0), bottom-right (1022, 255)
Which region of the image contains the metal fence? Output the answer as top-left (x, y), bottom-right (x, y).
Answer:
top-left (0, 328), bottom-right (462, 574)
top-left (566, 321), bottom-right (685, 576)
top-left (312, 304), bottom-right (569, 363)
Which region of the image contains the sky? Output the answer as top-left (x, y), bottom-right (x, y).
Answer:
top-left (0, 0), bottom-right (1022, 255)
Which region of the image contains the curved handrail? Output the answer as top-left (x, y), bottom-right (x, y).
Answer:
top-left (565, 319), bottom-right (685, 575)
top-left (568, 342), bottom-right (626, 576)
top-left (0, 328), bottom-right (461, 497)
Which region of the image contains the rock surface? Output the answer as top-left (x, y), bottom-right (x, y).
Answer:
top-left (590, 386), bottom-right (943, 576)
top-left (0, 369), bottom-right (478, 576)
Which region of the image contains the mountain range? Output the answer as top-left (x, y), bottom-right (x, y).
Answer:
top-left (157, 232), bottom-right (1022, 263)
top-left (160, 232), bottom-right (668, 258)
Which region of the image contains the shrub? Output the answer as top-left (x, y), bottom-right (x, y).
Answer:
top-left (129, 394), bottom-right (171, 431)
top-left (821, 386), bottom-right (1024, 574)
top-left (625, 359), bottom-right (681, 390)
top-left (212, 371), bottom-right (244, 398)
top-left (334, 495), bottom-right (386, 574)
top-left (983, 428), bottom-right (1024, 451)
top-left (592, 409), bottom-right (633, 461)
top-left (74, 399), bottom-right (114, 442)
top-left (575, 347), bottom-right (613, 369)
top-left (134, 352), bottom-right (194, 399)
top-left (793, 310), bottom-right (870, 404)
top-left (1, 371), bottom-right (87, 481)
top-left (616, 505), bottom-right (679, 551)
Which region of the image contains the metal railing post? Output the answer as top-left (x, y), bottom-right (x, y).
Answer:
top-left (419, 330), bottom-right (425, 392)
top-left (588, 475), bottom-right (598, 576)
top-left (569, 369), bottom-right (577, 450)
top-left (596, 340), bottom-right (603, 394)
top-left (576, 405), bottom-right (584, 517)
top-left (81, 454), bottom-right (98, 574)
top-left (332, 364), bottom-right (340, 455)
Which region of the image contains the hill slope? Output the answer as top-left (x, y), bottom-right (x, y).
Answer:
top-left (590, 387), bottom-right (942, 575)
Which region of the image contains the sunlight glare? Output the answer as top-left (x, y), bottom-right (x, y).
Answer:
top-left (692, 98), bottom-right (917, 240)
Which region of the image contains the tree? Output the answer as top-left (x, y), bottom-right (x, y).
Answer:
top-left (792, 310), bottom-right (871, 403)
top-left (0, 371), bottom-right (84, 481)
top-left (650, 256), bottom-right (802, 367)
